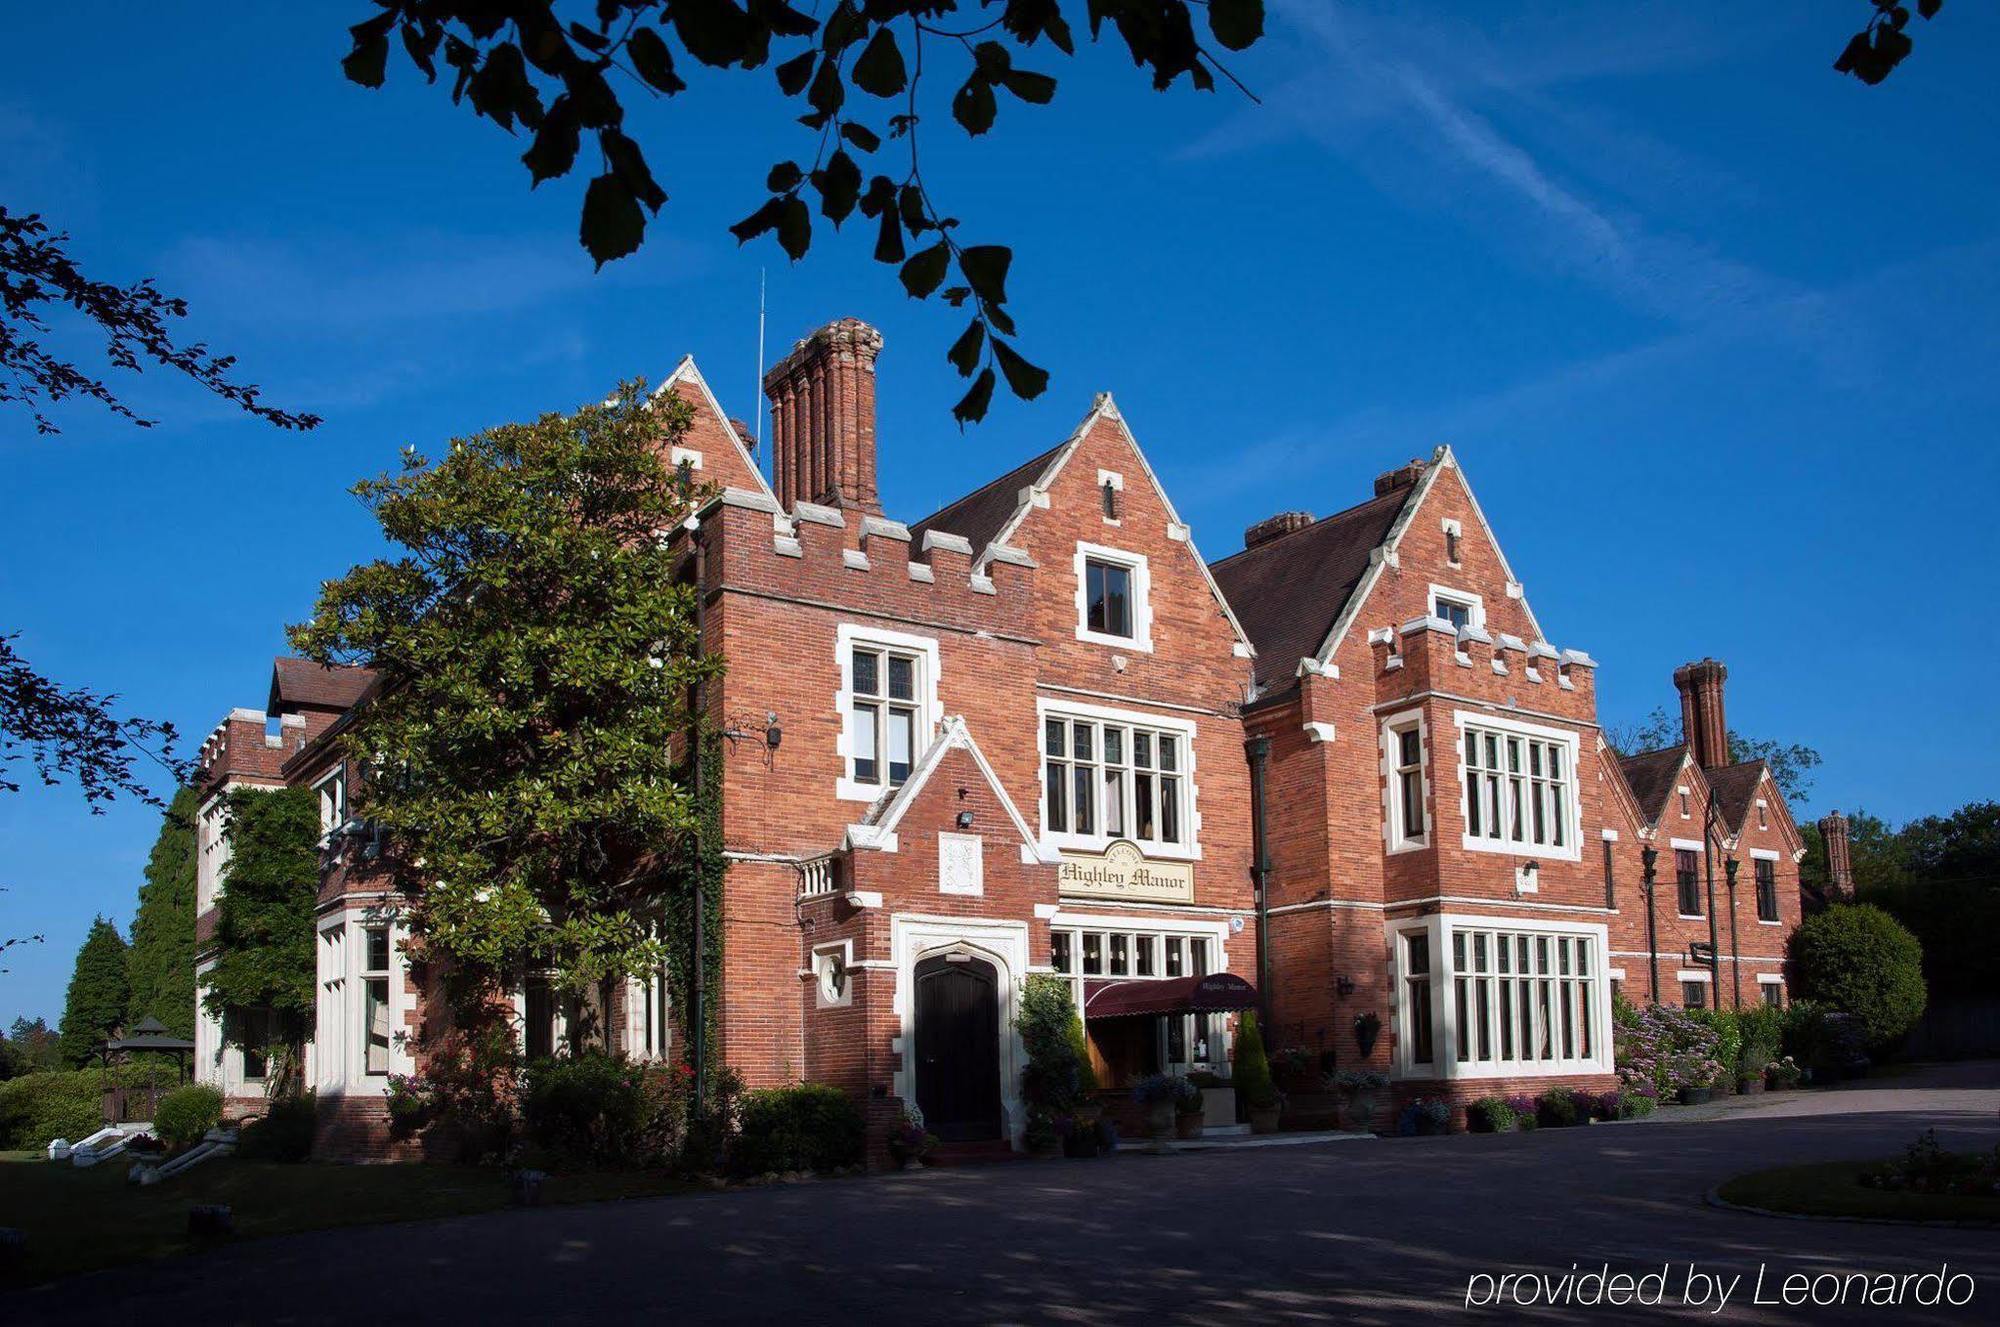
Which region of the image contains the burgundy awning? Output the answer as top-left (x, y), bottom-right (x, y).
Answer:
top-left (1081, 971), bottom-right (1259, 1020)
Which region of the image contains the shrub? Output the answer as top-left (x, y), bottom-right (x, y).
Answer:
top-left (1397, 1096), bottom-right (1450, 1136)
top-left (1863, 1129), bottom-right (2000, 1196)
top-left (1780, 1000), bottom-right (1871, 1079)
top-left (1685, 1009), bottom-right (1742, 1088)
top-left (730, 1083), bottom-right (864, 1176)
top-left (1536, 1087), bottom-right (1581, 1128)
top-left (1591, 1090), bottom-right (1623, 1122)
top-left (1466, 1096), bottom-right (1517, 1133)
top-left (1232, 1010), bottom-right (1278, 1109)
top-left (1131, 1072), bottom-right (1185, 1107)
top-left (1615, 1003), bottom-right (1723, 1096)
top-left (1018, 975), bottom-right (1088, 1122)
top-left (1787, 904), bottom-right (1927, 1050)
top-left (237, 1091), bottom-right (317, 1162)
top-left (154, 1083), bottom-right (223, 1149)
top-left (1764, 1056), bottom-right (1803, 1090)
top-left (521, 1053), bottom-right (649, 1166)
top-left (0, 1064), bottom-right (163, 1149)
top-left (1504, 1094), bottom-right (1539, 1131)
top-left (1617, 1088), bottom-right (1658, 1119)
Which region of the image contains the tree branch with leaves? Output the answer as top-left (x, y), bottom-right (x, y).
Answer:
top-left (339, 0), bottom-right (1264, 422)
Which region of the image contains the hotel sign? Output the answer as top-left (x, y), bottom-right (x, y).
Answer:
top-left (1058, 839), bottom-right (1194, 904)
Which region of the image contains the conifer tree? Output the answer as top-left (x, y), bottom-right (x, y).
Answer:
top-left (57, 915), bottom-right (129, 1066)
top-left (126, 786), bottom-right (200, 1037)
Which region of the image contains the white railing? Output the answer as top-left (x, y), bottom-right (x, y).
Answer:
top-left (797, 854), bottom-right (839, 900)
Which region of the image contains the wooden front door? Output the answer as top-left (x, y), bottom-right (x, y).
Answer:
top-left (913, 954), bottom-right (1002, 1142)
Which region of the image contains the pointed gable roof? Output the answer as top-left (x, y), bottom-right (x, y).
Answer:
top-left (843, 715), bottom-right (1056, 864)
top-left (907, 440), bottom-right (1067, 556)
top-left (268, 658), bottom-right (376, 713)
top-left (1617, 745), bottom-right (1694, 827)
top-left (1210, 487), bottom-right (1413, 694)
top-left (1705, 760), bottom-right (1767, 836)
top-left (653, 355), bottom-right (777, 505)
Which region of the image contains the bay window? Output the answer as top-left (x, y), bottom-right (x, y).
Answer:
top-left (1457, 713), bottom-right (1578, 858)
top-left (1392, 916), bottom-right (1608, 1078)
top-left (1041, 706), bottom-right (1193, 853)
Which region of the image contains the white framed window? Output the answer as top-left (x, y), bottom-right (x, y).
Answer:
top-left (1381, 711), bottom-right (1428, 852)
top-left (1038, 699), bottom-right (1197, 858)
top-left (362, 924), bottom-right (391, 1075)
top-left (1752, 850), bottom-right (1781, 922)
top-left (314, 766), bottom-right (347, 838)
top-left (1390, 914), bottom-right (1611, 1079)
top-left (812, 940), bottom-right (853, 1008)
top-left (1455, 711), bottom-right (1580, 860)
top-left (835, 624), bottom-right (941, 802)
top-left (315, 909), bottom-right (409, 1094)
top-left (1757, 973), bottom-right (1785, 1007)
top-left (1429, 583), bottom-right (1483, 631)
top-left (1073, 541), bottom-right (1153, 652)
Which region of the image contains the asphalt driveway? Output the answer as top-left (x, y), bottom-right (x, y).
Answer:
top-left (7, 1062), bottom-right (1995, 1325)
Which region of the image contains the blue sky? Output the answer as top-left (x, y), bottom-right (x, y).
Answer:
top-left (3, 2), bottom-right (1995, 1024)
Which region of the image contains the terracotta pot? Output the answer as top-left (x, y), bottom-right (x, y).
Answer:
top-left (1248, 1103), bottom-right (1282, 1135)
top-left (1175, 1112), bottom-right (1204, 1139)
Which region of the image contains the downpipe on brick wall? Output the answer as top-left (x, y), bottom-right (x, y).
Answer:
top-left (1245, 735), bottom-right (1273, 1030)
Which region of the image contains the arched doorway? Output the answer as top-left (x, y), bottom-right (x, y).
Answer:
top-left (913, 953), bottom-right (1003, 1142)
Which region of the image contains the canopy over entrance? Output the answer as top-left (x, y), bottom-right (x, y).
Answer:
top-left (1082, 971), bottom-right (1258, 1021)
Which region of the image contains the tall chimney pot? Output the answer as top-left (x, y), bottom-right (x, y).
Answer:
top-left (1673, 657), bottom-right (1730, 770)
top-left (762, 317), bottom-right (884, 514)
top-left (1818, 811), bottom-right (1854, 901)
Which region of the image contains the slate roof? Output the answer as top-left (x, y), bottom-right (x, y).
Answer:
top-left (268, 658), bottom-right (376, 713)
top-left (1705, 760), bottom-right (1769, 835)
top-left (906, 441), bottom-right (1067, 555)
top-left (1208, 487), bottom-right (1415, 694)
top-left (1617, 746), bottom-right (1690, 826)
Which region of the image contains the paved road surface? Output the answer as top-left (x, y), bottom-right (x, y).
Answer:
top-left (7, 1062), bottom-right (1995, 1325)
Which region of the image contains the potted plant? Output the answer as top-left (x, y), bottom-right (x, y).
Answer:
top-left (1330, 1069), bottom-right (1389, 1132)
top-left (1398, 1096), bottom-right (1451, 1136)
top-left (1132, 1073), bottom-right (1185, 1152)
top-left (1764, 1055), bottom-right (1802, 1091)
top-left (1353, 1011), bottom-right (1383, 1060)
top-left (886, 1102), bottom-right (938, 1169)
top-left (1174, 1078), bottom-right (1205, 1139)
top-left (1234, 1011), bottom-right (1283, 1134)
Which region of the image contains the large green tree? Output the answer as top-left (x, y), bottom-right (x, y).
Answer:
top-left (56, 915), bottom-right (129, 1066)
top-left (290, 383), bottom-right (718, 1018)
top-left (125, 786), bottom-right (201, 1038)
top-left (202, 786), bottom-right (321, 1089)
top-left (1606, 707), bottom-right (1824, 805)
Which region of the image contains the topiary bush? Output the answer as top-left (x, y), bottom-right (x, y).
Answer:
top-left (1017, 974), bottom-right (1086, 1124)
top-left (1232, 1010), bottom-right (1278, 1109)
top-left (731, 1083), bottom-right (864, 1176)
top-left (237, 1091), bottom-right (318, 1161)
top-left (154, 1083), bottom-right (224, 1149)
top-left (1787, 904), bottom-right (1927, 1051)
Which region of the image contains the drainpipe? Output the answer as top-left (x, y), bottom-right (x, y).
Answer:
top-left (1640, 847), bottom-right (1660, 1003)
top-left (1703, 801), bottom-right (1723, 1002)
top-left (690, 524), bottom-right (708, 1117)
top-left (1725, 856), bottom-right (1742, 1010)
top-left (1244, 735), bottom-right (1274, 1031)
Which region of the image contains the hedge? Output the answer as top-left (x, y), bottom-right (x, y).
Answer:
top-left (731, 1083), bottom-right (864, 1176)
top-left (0, 1063), bottom-right (167, 1149)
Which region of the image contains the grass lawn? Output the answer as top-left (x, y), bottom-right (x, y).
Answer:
top-left (1718, 1159), bottom-right (2000, 1224)
top-left (0, 1152), bottom-right (693, 1286)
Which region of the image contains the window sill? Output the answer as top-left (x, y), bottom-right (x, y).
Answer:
top-left (1074, 626), bottom-right (1153, 653)
top-left (836, 778), bottom-right (897, 804)
top-left (1458, 836), bottom-right (1581, 864)
top-left (1676, 914), bottom-right (1705, 921)
top-left (1393, 1060), bottom-right (1612, 1082)
top-left (1756, 918), bottom-right (1783, 926)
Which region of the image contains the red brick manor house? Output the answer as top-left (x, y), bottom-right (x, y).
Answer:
top-left (192, 316), bottom-right (1833, 1154)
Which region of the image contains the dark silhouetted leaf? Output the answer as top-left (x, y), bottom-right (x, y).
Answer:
top-left (952, 77), bottom-right (997, 135)
top-left (858, 174), bottom-right (896, 216)
top-left (602, 129), bottom-right (667, 211)
top-left (522, 96), bottom-right (582, 184)
top-left (401, 21), bottom-right (441, 82)
top-left (873, 208), bottom-right (905, 263)
top-left (562, 62), bottom-right (621, 127)
top-left (343, 17), bottom-right (392, 88)
top-left (730, 196), bottom-right (786, 243)
top-left (898, 183), bottom-right (931, 233)
top-left (820, 0), bottom-right (868, 54)
top-left (1209, 0), bottom-right (1265, 52)
top-left (777, 196), bottom-right (812, 259)
top-left (992, 338), bottom-right (1048, 399)
top-left (972, 40), bottom-right (1012, 79)
top-left (958, 245), bottom-right (1012, 305)
top-left (941, 285), bottom-right (971, 307)
top-left (947, 318), bottom-right (985, 376)
top-left (1917, 0), bottom-right (1942, 18)
top-left (775, 51), bottom-right (815, 95)
top-left (628, 27), bottom-right (688, 95)
top-left (900, 242), bottom-right (949, 298)
top-left (841, 121), bottom-right (881, 153)
top-left (952, 366), bottom-right (996, 425)
top-left (751, 0), bottom-right (820, 39)
top-left (767, 160), bottom-right (804, 192)
top-left (1001, 69), bottom-right (1056, 104)
top-left (814, 150), bottom-right (861, 224)
top-left (852, 26), bottom-right (908, 97)
top-left (808, 55), bottom-right (846, 115)
top-left (672, 0), bottom-right (754, 68)
top-left (581, 173), bottom-right (645, 267)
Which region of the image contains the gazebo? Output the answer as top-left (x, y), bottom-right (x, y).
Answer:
top-left (97, 1017), bottom-right (197, 1124)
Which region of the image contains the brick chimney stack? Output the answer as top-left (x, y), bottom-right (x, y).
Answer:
top-left (1818, 811), bottom-right (1854, 901)
top-left (1244, 511), bottom-right (1313, 550)
top-left (1373, 458), bottom-right (1427, 497)
top-left (763, 317), bottom-right (884, 514)
top-left (1673, 657), bottom-right (1730, 770)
